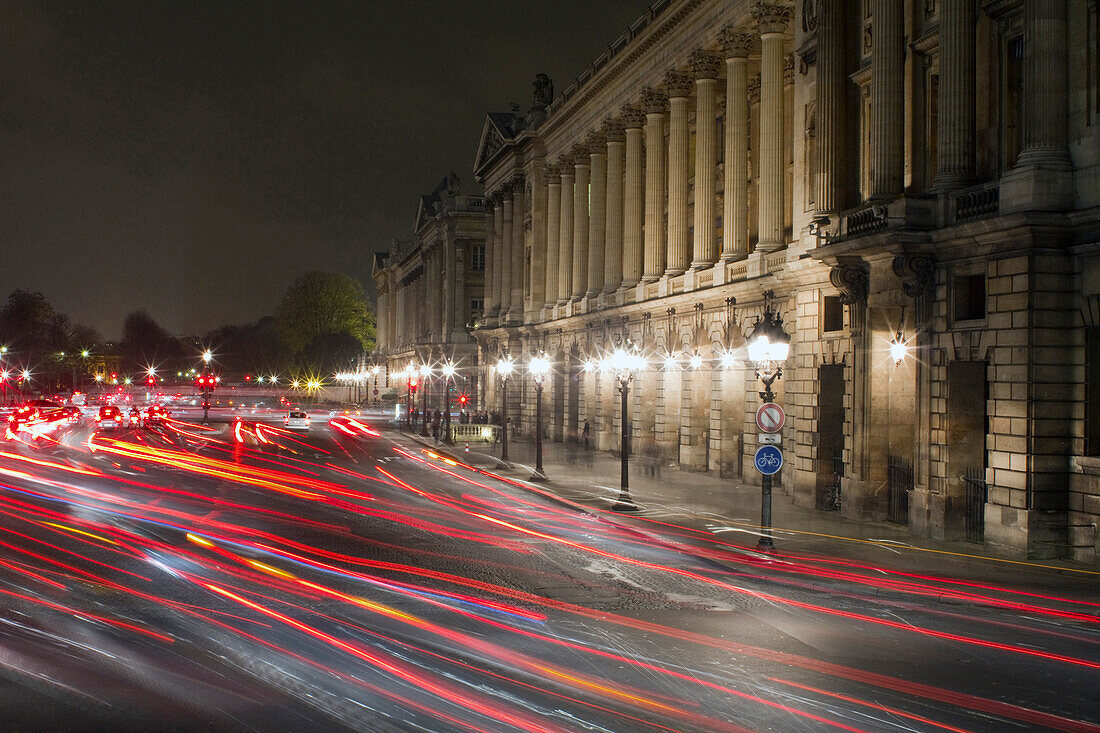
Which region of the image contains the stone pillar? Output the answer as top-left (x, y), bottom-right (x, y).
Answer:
top-left (571, 144), bottom-right (590, 301)
top-left (509, 174), bottom-right (525, 322)
top-left (603, 118), bottom-right (625, 294)
top-left (484, 197), bottom-right (498, 319)
top-left (932, 0), bottom-right (976, 191)
top-left (621, 104), bottom-right (646, 288)
top-left (754, 3), bottom-right (791, 252)
top-left (665, 69), bottom-right (693, 276)
top-left (500, 187), bottom-right (513, 320)
top-left (870, 0), bottom-right (904, 199)
top-left (642, 87), bottom-right (667, 282)
top-left (492, 196), bottom-right (505, 319)
top-left (721, 28), bottom-right (753, 262)
top-left (528, 166), bottom-right (546, 312)
top-left (690, 51), bottom-right (721, 270)
top-left (443, 241), bottom-right (456, 339)
top-left (814, 4), bottom-right (846, 214)
top-left (544, 164), bottom-right (561, 308)
top-left (557, 155), bottom-right (575, 306)
top-left (586, 130), bottom-right (607, 299)
top-left (830, 260), bottom-right (870, 506)
top-left (1017, 0), bottom-right (1071, 169)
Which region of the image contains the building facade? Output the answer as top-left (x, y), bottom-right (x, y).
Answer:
top-left (466, 0), bottom-right (1100, 562)
top-left (372, 173), bottom-right (487, 407)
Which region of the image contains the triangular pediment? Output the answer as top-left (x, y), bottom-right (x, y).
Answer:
top-left (474, 114), bottom-right (516, 174)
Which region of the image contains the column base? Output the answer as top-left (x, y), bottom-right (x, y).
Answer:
top-left (664, 267), bottom-right (688, 277)
top-left (984, 505), bottom-right (1068, 560)
top-left (689, 260), bottom-right (715, 271)
top-left (999, 159), bottom-right (1075, 214)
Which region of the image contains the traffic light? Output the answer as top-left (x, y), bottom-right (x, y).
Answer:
top-left (146, 377), bottom-right (155, 387)
top-left (459, 394), bottom-right (468, 405)
top-left (409, 378), bottom-right (418, 393)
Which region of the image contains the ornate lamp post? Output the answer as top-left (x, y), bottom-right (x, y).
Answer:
top-left (495, 357), bottom-right (514, 464)
top-left (418, 363), bottom-right (432, 437)
top-left (528, 354), bottom-right (551, 480)
top-left (371, 365), bottom-right (381, 406)
top-left (604, 343), bottom-right (647, 511)
top-left (440, 361), bottom-right (456, 445)
top-left (745, 295), bottom-right (791, 552)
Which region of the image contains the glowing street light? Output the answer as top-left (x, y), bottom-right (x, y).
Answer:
top-left (890, 331), bottom-right (908, 366)
top-left (528, 354), bottom-right (551, 479)
top-left (603, 343), bottom-right (647, 511)
top-left (744, 291), bottom-right (791, 552)
top-left (496, 357), bottom-right (515, 464)
top-left (202, 350), bottom-right (213, 364)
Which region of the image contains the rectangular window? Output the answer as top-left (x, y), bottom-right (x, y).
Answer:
top-left (470, 299), bottom-right (484, 319)
top-left (953, 273), bottom-right (986, 322)
top-left (823, 296), bottom-right (844, 332)
top-left (472, 244), bottom-right (485, 270)
top-left (1088, 328), bottom-right (1100, 455)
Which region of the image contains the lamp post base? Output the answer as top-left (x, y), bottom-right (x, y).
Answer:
top-left (612, 493), bottom-right (639, 512)
top-left (528, 471), bottom-right (549, 482)
top-left (755, 537), bottom-right (776, 553)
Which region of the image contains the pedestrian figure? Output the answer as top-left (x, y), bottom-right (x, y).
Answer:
top-left (582, 420), bottom-right (591, 452)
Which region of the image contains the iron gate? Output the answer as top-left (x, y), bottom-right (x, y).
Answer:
top-left (820, 450), bottom-right (843, 511)
top-left (963, 468), bottom-right (987, 543)
top-left (887, 455), bottom-right (913, 525)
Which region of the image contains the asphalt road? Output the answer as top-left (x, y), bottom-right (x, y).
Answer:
top-left (0, 409), bottom-right (1096, 732)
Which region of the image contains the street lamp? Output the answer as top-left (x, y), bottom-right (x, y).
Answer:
top-left (418, 363), bottom-right (433, 437)
top-left (441, 361), bottom-right (456, 445)
top-left (496, 357), bottom-right (514, 464)
top-left (528, 354), bottom-right (551, 480)
top-left (604, 343), bottom-right (647, 511)
top-left (745, 295), bottom-right (791, 552)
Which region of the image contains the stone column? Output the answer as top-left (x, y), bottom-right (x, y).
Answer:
top-left (586, 130), bottom-right (607, 299)
top-left (621, 104), bottom-right (646, 288)
top-left (690, 51), bottom-right (721, 270)
top-left (721, 28), bottom-right (753, 261)
top-left (932, 0), bottom-right (976, 191)
top-left (544, 164), bottom-right (561, 308)
top-left (814, 4), bottom-right (846, 213)
top-left (509, 174), bottom-right (525, 322)
top-left (665, 69), bottom-right (693, 276)
top-left (484, 196), bottom-right (498, 319)
top-left (557, 155), bottom-right (575, 306)
top-left (492, 195), bottom-right (505, 319)
top-left (443, 241), bottom-right (456, 339)
top-left (603, 119), bottom-right (625, 294)
top-left (571, 143), bottom-right (590, 301)
top-left (642, 87), bottom-right (667, 282)
top-left (528, 166), bottom-right (547, 312)
top-left (754, 3), bottom-right (791, 252)
top-left (870, 0), bottom-right (904, 199)
top-left (500, 187), bottom-right (513, 321)
top-left (1017, 0), bottom-right (1070, 169)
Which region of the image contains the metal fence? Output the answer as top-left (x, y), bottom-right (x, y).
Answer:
top-left (887, 455), bottom-right (913, 525)
top-left (963, 468), bottom-right (987, 543)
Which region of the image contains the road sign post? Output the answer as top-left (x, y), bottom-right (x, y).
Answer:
top-left (753, 436), bottom-right (784, 553)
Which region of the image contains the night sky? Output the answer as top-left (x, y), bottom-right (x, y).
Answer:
top-left (1, 1), bottom-right (650, 339)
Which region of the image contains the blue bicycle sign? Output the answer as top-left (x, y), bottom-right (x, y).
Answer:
top-left (754, 445), bottom-right (783, 475)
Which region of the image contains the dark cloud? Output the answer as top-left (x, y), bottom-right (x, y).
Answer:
top-left (0, 0), bottom-right (649, 338)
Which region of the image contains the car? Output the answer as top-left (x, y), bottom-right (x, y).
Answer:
top-left (144, 405), bottom-right (170, 426)
top-left (328, 403), bottom-right (363, 417)
top-left (7, 405), bottom-right (44, 435)
top-left (59, 405), bottom-right (82, 423)
top-left (284, 410), bottom-right (310, 431)
top-left (96, 405), bottom-right (124, 430)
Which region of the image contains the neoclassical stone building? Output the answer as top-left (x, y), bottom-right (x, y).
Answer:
top-left (373, 173), bottom-right (487, 403)
top-left (460, 0), bottom-right (1099, 562)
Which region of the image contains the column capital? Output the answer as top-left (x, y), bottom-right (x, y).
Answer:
top-left (502, 183), bottom-right (515, 201)
top-left (620, 102), bottom-right (646, 128)
top-left (544, 163), bottom-right (561, 184)
top-left (829, 259), bottom-right (869, 306)
top-left (510, 172), bottom-right (525, 190)
top-left (556, 152), bottom-right (575, 171)
top-left (586, 129), bottom-right (607, 152)
top-left (753, 2), bottom-right (792, 35)
top-left (641, 86), bottom-right (668, 114)
top-left (690, 49), bottom-right (721, 80)
top-left (601, 117), bottom-right (625, 143)
top-left (720, 26), bottom-right (755, 58)
top-left (665, 69), bottom-right (694, 98)
top-left (570, 142), bottom-right (590, 163)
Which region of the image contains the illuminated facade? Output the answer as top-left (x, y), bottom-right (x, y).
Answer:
top-left (372, 172), bottom-right (487, 405)
top-left (467, 0), bottom-right (1100, 561)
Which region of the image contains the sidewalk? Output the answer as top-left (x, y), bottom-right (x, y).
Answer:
top-left (396, 428), bottom-right (1100, 598)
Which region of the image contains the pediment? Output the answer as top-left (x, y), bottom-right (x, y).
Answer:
top-left (474, 114), bottom-right (515, 174)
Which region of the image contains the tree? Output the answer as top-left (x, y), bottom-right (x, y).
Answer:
top-left (0, 290), bottom-right (56, 352)
top-left (120, 310), bottom-right (181, 371)
top-left (277, 273), bottom-right (375, 362)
